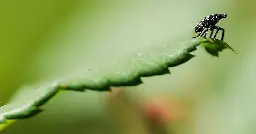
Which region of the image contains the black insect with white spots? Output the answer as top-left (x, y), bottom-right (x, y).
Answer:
top-left (193, 13), bottom-right (227, 41)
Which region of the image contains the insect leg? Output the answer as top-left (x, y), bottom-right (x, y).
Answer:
top-left (193, 28), bottom-right (210, 38)
top-left (193, 30), bottom-right (204, 38)
top-left (204, 28), bottom-right (215, 38)
top-left (209, 27), bottom-right (215, 38)
top-left (197, 33), bottom-right (201, 37)
top-left (200, 28), bottom-right (208, 37)
top-left (213, 26), bottom-right (225, 40)
top-left (193, 32), bottom-right (201, 38)
top-left (203, 30), bottom-right (208, 37)
top-left (213, 27), bottom-right (219, 39)
top-left (209, 29), bottom-right (214, 38)
top-left (219, 27), bottom-right (225, 41)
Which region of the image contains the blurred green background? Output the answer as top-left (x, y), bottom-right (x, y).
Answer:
top-left (0, 0), bottom-right (255, 134)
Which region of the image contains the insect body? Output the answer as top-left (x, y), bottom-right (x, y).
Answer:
top-left (193, 14), bottom-right (227, 41)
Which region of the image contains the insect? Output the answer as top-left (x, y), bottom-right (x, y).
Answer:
top-left (193, 13), bottom-right (227, 41)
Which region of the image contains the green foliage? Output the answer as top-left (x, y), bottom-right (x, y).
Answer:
top-left (201, 38), bottom-right (237, 57)
top-left (0, 37), bottom-right (236, 132)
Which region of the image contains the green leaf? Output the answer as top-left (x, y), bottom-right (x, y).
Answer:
top-left (0, 37), bottom-right (234, 131)
top-left (201, 38), bottom-right (238, 57)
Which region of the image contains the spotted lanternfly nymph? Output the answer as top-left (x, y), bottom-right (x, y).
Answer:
top-left (193, 13), bottom-right (227, 41)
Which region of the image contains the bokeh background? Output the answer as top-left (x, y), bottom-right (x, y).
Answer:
top-left (0, 0), bottom-right (255, 134)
